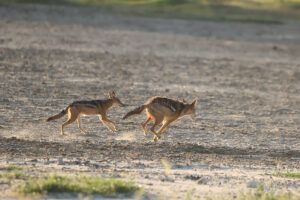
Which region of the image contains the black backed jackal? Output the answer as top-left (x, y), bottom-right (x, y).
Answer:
top-left (123, 97), bottom-right (197, 141)
top-left (46, 91), bottom-right (125, 135)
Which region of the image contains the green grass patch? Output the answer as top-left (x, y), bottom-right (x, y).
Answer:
top-left (17, 174), bottom-right (140, 197)
top-left (1, 165), bottom-right (24, 171)
top-left (0, 0), bottom-right (300, 23)
top-left (206, 185), bottom-right (299, 200)
top-left (237, 187), bottom-right (297, 200)
top-left (273, 172), bottom-right (300, 178)
top-left (0, 171), bottom-right (29, 179)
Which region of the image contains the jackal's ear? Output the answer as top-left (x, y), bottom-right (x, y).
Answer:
top-left (109, 90), bottom-right (116, 98)
top-left (191, 98), bottom-right (198, 106)
top-left (182, 99), bottom-right (187, 103)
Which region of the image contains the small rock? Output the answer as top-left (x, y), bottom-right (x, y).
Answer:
top-left (184, 174), bottom-right (201, 181)
top-left (74, 160), bottom-right (81, 165)
top-left (198, 177), bottom-right (209, 185)
top-left (161, 176), bottom-right (174, 182)
top-left (58, 157), bottom-right (64, 165)
top-left (285, 146), bottom-right (291, 150)
top-left (247, 180), bottom-right (259, 188)
top-left (92, 164), bottom-right (100, 169)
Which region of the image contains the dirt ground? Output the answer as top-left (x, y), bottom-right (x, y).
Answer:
top-left (0, 3), bottom-right (300, 199)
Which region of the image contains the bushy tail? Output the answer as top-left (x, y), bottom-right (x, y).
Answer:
top-left (46, 108), bottom-right (68, 122)
top-left (123, 105), bottom-right (146, 120)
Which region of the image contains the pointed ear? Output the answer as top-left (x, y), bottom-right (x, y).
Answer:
top-left (191, 98), bottom-right (197, 106)
top-left (109, 90), bottom-right (116, 98)
top-left (182, 99), bottom-right (187, 103)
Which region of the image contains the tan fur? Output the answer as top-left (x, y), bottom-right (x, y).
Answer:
top-left (46, 91), bottom-right (125, 135)
top-left (123, 96), bottom-right (197, 141)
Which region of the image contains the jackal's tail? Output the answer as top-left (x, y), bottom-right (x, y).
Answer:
top-left (123, 105), bottom-right (146, 120)
top-left (46, 108), bottom-right (68, 122)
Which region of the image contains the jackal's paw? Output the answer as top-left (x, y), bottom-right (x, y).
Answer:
top-left (153, 136), bottom-right (159, 142)
top-left (143, 131), bottom-right (148, 136)
top-left (113, 128), bottom-right (118, 133)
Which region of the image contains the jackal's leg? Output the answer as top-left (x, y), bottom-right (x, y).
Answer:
top-left (157, 119), bottom-right (175, 136)
top-left (99, 115), bottom-right (117, 133)
top-left (150, 117), bottom-right (163, 142)
top-left (141, 117), bottom-right (152, 136)
top-left (61, 109), bottom-right (78, 135)
top-left (103, 117), bottom-right (118, 132)
top-left (77, 116), bottom-right (88, 135)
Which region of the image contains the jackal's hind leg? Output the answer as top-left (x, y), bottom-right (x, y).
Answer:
top-left (141, 117), bottom-right (152, 136)
top-left (77, 116), bottom-right (88, 135)
top-left (61, 109), bottom-right (78, 135)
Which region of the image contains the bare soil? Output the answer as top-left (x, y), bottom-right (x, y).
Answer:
top-left (0, 3), bottom-right (300, 199)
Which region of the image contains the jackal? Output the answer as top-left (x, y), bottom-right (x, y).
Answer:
top-left (46, 91), bottom-right (125, 135)
top-left (123, 96), bottom-right (197, 141)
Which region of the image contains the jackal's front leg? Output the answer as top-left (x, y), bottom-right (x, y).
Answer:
top-left (99, 115), bottom-right (118, 133)
top-left (150, 118), bottom-right (163, 142)
top-left (157, 119), bottom-right (175, 137)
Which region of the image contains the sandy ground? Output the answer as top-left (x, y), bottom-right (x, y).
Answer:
top-left (0, 3), bottom-right (300, 199)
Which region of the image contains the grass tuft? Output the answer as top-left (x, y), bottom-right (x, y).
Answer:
top-left (17, 174), bottom-right (140, 197)
top-left (0, 165), bottom-right (25, 171)
top-left (5, 165), bottom-right (24, 170)
top-left (238, 185), bottom-right (297, 200)
top-left (272, 172), bottom-right (300, 178)
top-left (206, 184), bottom-right (299, 200)
top-left (0, 171), bottom-right (28, 179)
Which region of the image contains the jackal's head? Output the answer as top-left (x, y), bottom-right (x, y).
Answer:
top-left (183, 98), bottom-right (197, 121)
top-left (109, 90), bottom-right (125, 107)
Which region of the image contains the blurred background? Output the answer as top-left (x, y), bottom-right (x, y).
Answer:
top-left (1, 0), bottom-right (300, 23)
